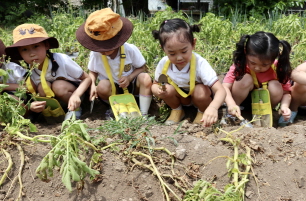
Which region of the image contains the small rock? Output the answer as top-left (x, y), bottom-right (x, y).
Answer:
top-left (245, 190), bottom-right (254, 198)
top-left (145, 191), bottom-right (153, 198)
top-left (175, 146), bottom-right (187, 160)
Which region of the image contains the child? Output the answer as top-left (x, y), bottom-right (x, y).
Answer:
top-left (5, 24), bottom-right (92, 119)
top-left (151, 18), bottom-right (226, 127)
top-left (75, 8), bottom-right (152, 118)
top-left (287, 62), bottom-right (306, 125)
top-left (222, 31), bottom-right (292, 126)
top-left (0, 39), bottom-right (27, 94)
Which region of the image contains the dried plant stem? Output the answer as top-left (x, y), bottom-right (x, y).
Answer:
top-left (0, 148), bottom-right (13, 186)
top-left (4, 142), bottom-right (25, 201)
top-left (132, 151), bottom-right (182, 201)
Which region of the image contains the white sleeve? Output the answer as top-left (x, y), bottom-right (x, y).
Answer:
top-left (6, 62), bottom-right (27, 83)
top-left (126, 44), bottom-right (146, 68)
top-left (154, 56), bottom-right (167, 81)
top-left (197, 57), bottom-right (218, 87)
top-left (57, 54), bottom-right (84, 79)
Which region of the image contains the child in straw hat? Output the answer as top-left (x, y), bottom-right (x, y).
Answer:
top-left (76, 8), bottom-right (152, 119)
top-left (5, 24), bottom-right (92, 119)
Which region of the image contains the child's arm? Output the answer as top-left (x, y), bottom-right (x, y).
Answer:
top-left (201, 80), bottom-right (226, 127)
top-left (279, 91), bottom-right (291, 121)
top-left (118, 65), bottom-right (146, 88)
top-left (68, 71), bottom-right (92, 111)
top-left (291, 62), bottom-right (306, 84)
top-left (222, 82), bottom-right (241, 116)
top-left (89, 71), bottom-right (98, 99)
top-left (2, 83), bottom-right (20, 91)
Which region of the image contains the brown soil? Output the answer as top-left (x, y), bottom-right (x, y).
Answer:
top-left (1, 98), bottom-right (306, 201)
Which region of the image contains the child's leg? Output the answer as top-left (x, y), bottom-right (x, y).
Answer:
top-left (290, 82), bottom-right (306, 111)
top-left (51, 80), bottom-right (77, 107)
top-left (231, 73), bottom-right (253, 105)
top-left (267, 80), bottom-right (283, 108)
top-left (136, 73), bottom-right (152, 115)
top-left (151, 83), bottom-right (189, 125)
top-left (37, 82), bottom-right (52, 97)
top-left (191, 84), bottom-right (212, 124)
top-left (96, 79), bottom-right (112, 104)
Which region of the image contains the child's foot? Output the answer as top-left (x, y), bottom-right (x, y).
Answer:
top-left (278, 111), bottom-right (297, 127)
top-left (165, 109), bottom-right (185, 125)
top-left (193, 112), bottom-right (203, 124)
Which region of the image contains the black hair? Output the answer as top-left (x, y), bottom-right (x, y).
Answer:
top-left (152, 18), bottom-right (200, 49)
top-left (233, 31), bottom-right (291, 84)
top-left (46, 49), bottom-right (59, 77)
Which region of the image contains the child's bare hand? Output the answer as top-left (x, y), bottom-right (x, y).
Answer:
top-left (119, 76), bottom-right (130, 88)
top-left (68, 95), bottom-right (81, 111)
top-left (228, 105), bottom-right (240, 116)
top-left (280, 106), bottom-right (291, 121)
top-left (90, 86), bottom-right (97, 100)
top-left (30, 101), bottom-right (46, 113)
top-left (201, 106), bottom-right (218, 127)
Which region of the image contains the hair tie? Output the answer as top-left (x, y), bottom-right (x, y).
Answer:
top-left (164, 20), bottom-right (168, 24)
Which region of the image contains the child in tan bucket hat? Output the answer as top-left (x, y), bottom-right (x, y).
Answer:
top-left (76, 8), bottom-right (152, 119)
top-left (5, 24), bottom-right (92, 120)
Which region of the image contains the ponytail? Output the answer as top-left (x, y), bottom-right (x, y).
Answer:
top-left (276, 40), bottom-right (292, 84)
top-left (233, 34), bottom-right (249, 81)
top-left (46, 50), bottom-right (59, 77)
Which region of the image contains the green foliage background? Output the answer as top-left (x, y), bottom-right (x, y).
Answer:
top-left (1, 6), bottom-right (306, 76)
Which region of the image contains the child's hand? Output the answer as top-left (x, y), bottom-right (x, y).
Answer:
top-left (280, 106), bottom-right (291, 121)
top-left (30, 101), bottom-right (46, 113)
top-left (119, 76), bottom-right (130, 88)
top-left (68, 94), bottom-right (81, 111)
top-left (201, 106), bottom-right (218, 127)
top-left (90, 85), bottom-right (97, 100)
top-left (228, 105), bottom-right (241, 117)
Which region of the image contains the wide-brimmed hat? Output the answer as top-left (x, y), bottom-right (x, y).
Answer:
top-left (76, 8), bottom-right (133, 52)
top-left (5, 24), bottom-right (59, 60)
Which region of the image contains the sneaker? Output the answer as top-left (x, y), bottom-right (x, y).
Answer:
top-left (278, 111), bottom-right (297, 127)
top-left (165, 109), bottom-right (185, 125)
top-left (193, 112), bottom-right (203, 124)
top-left (105, 108), bottom-right (114, 120)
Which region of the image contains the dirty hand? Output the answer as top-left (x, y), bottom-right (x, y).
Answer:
top-left (280, 106), bottom-right (291, 122)
top-left (119, 76), bottom-right (130, 88)
top-left (68, 94), bottom-right (81, 111)
top-left (30, 101), bottom-right (46, 113)
top-left (90, 87), bottom-right (97, 101)
top-left (228, 105), bottom-right (241, 117)
top-left (201, 106), bottom-right (218, 127)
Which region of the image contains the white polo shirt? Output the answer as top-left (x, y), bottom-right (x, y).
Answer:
top-left (0, 62), bottom-right (26, 84)
top-left (88, 43), bottom-right (146, 84)
top-left (154, 52), bottom-right (218, 91)
top-left (31, 53), bottom-right (83, 86)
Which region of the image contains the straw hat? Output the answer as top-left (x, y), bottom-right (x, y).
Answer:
top-left (76, 8), bottom-right (133, 52)
top-left (5, 24), bottom-right (59, 60)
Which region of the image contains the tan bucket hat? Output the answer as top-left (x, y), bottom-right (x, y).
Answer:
top-left (76, 8), bottom-right (133, 52)
top-left (5, 24), bottom-right (59, 60)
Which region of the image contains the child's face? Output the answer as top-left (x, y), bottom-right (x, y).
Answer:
top-left (99, 48), bottom-right (119, 59)
top-left (246, 55), bottom-right (273, 73)
top-left (18, 41), bottom-right (49, 68)
top-left (163, 34), bottom-right (196, 69)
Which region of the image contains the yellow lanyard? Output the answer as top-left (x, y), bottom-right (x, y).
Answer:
top-left (161, 53), bottom-right (196, 98)
top-left (26, 57), bottom-right (55, 97)
top-left (101, 46), bottom-right (126, 95)
top-left (250, 64), bottom-right (276, 89)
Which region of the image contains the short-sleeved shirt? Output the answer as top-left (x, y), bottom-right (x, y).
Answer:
top-left (0, 62), bottom-right (27, 84)
top-left (30, 53), bottom-right (84, 86)
top-left (88, 43), bottom-right (146, 84)
top-left (223, 62), bottom-right (291, 91)
top-left (154, 52), bottom-right (218, 91)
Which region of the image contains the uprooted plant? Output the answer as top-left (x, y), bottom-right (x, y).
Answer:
top-left (183, 125), bottom-right (253, 201)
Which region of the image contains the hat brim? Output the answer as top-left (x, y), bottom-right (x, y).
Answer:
top-left (5, 37), bottom-right (59, 60)
top-left (76, 17), bottom-right (133, 52)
